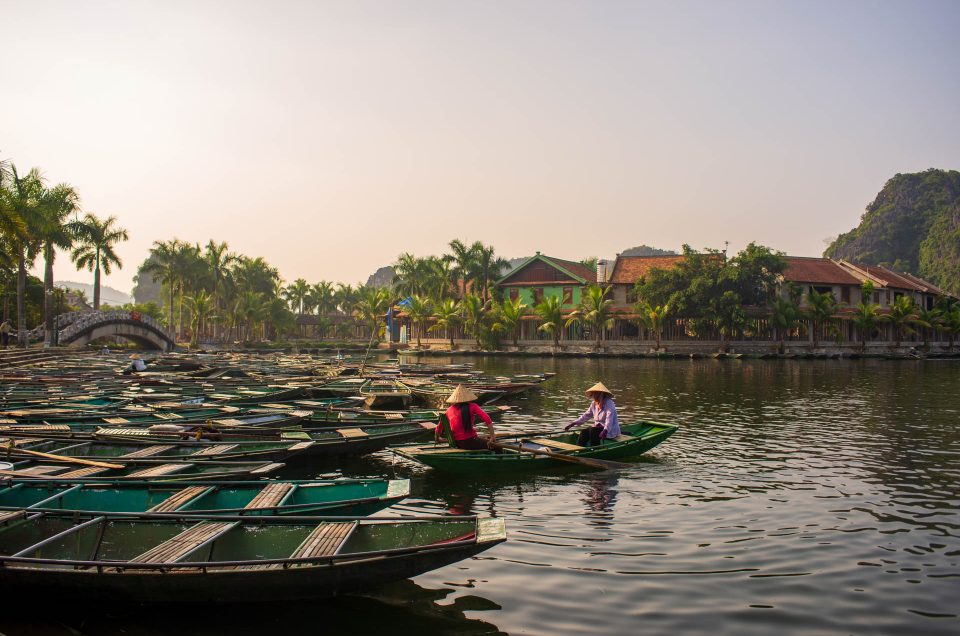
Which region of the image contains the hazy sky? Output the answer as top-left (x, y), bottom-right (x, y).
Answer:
top-left (3, 0), bottom-right (959, 294)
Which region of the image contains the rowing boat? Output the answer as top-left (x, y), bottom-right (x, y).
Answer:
top-left (0, 478), bottom-right (409, 516)
top-left (392, 421), bottom-right (678, 472)
top-left (0, 457), bottom-right (285, 481)
top-left (0, 511), bottom-right (506, 603)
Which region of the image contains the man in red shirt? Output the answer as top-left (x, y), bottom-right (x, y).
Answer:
top-left (436, 384), bottom-right (497, 450)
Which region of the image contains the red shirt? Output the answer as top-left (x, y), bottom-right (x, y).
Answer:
top-left (439, 403), bottom-right (493, 441)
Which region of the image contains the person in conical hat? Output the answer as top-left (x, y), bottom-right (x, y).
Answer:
top-left (564, 381), bottom-right (620, 447)
top-left (435, 384), bottom-right (498, 451)
top-left (123, 353), bottom-right (148, 375)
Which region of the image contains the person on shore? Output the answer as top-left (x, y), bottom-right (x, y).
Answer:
top-left (436, 384), bottom-right (498, 450)
top-left (565, 382), bottom-right (620, 447)
top-left (0, 320), bottom-right (10, 348)
top-left (123, 353), bottom-right (148, 375)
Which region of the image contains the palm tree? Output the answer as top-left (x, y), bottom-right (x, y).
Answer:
top-left (3, 165), bottom-right (44, 347)
top-left (392, 253), bottom-right (424, 297)
top-left (405, 295), bottom-right (432, 348)
top-left (314, 315), bottom-right (332, 340)
top-left (234, 291), bottom-right (265, 342)
top-left (354, 286), bottom-right (393, 342)
top-left (942, 306), bottom-right (960, 352)
top-left (471, 242), bottom-right (510, 302)
top-left (635, 300), bottom-right (671, 351)
top-left (887, 296), bottom-right (925, 348)
top-left (493, 297), bottom-right (529, 347)
top-left (445, 239), bottom-right (477, 299)
top-left (71, 213), bottom-right (128, 311)
top-left (334, 283), bottom-right (357, 315)
top-left (535, 295), bottom-right (564, 348)
top-left (430, 299), bottom-right (462, 349)
top-left (310, 281), bottom-right (336, 317)
top-left (204, 240), bottom-right (236, 338)
top-left (916, 306), bottom-right (943, 350)
top-left (460, 293), bottom-right (492, 348)
top-left (284, 278), bottom-right (310, 315)
top-left (36, 183), bottom-right (80, 345)
top-left (805, 289), bottom-right (838, 349)
top-left (184, 290), bottom-right (215, 346)
top-left (769, 297), bottom-right (804, 355)
top-left (140, 239), bottom-right (182, 335)
top-left (566, 285), bottom-right (614, 348)
top-left (850, 302), bottom-right (882, 352)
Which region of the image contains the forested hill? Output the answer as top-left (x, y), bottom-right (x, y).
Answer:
top-left (824, 169), bottom-right (960, 295)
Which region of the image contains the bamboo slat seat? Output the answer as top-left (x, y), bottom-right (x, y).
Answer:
top-left (103, 417), bottom-right (131, 424)
top-left (611, 434), bottom-right (635, 442)
top-left (385, 413), bottom-right (404, 420)
top-left (104, 428), bottom-right (151, 437)
top-left (120, 445), bottom-right (176, 459)
top-left (260, 403), bottom-right (292, 409)
top-left (249, 463), bottom-right (284, 476)
top-left (13, 466), bottom-right (70, 476)
top-left (0, 510), bottom-right (25, 524)
top-left (287, 441), bottom-right (313, 451)
top-left (189, 444), bottom-right (238, 457)
top-left (213, 419), bottom-right (244, 427)
top-left (152, 412), bottom-right (182, 420)
top-left (336, 428), bottom-right (369, 439)
top-left (244, 482), bottom-right (293, 509)
top-left (232, 521), bottom-right (356, 571)
top-left (129, 521), bottom-right (236, 564)
top-left (148, 486), bottom-right (211, 512)
top-left (58, 466), bottom-right (109, 478)
top-left (528, 438), bottom-right (583, 452)
top-left (127, 463), bottom-right (189, 478)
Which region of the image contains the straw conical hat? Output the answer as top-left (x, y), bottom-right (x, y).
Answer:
top-left (129, 354), bottom-right (142, 360)
top-left (446, 384), bottom-right (479, 404)
top-left (585, 382), bottom-right (613, 398)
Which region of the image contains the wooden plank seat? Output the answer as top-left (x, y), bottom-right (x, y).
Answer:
top-left (287, 441), bottom-right (314, 452)
top-left (249, 463), bottom-right (284, 476)
top-left (212, 419), bottom-right (245, 427)
top-left (120, 445), bottom-right (176, 459)
top-left (104, 428), bottom-right (152, 437)
top-left (0, 510), bottom-right (25, 524)
top-left (58, 466), bottom-right (109, 478)
top-left (189, 444), bottom-right (238, 457)
top-left (527, 438), bottom-right (583, 453)
top-left (611, 434), bottom-right (635, 442)
top-left (102, 417), bottom-right (131, 424)
top-left (148, 486), bottom-right (211, 512)
top-left (336, 428), bottom-right (369, 439)
top-left (129, 521), bottom-right (237, 564)
top-left (244, 482), bottom-right (294, 509)
top-left (127, 463), bottom-right (189, 478)
top-left (233, 521), bottom-right (356, 571)
top-left (260, 403), bottom-right (292, 409)
top-left (152, 412), bottom-right (183, 420)
top-left (0, 424), bottom-right (70, 433)
top-left (8, 465), bottom-right (69, 476)
top-left (385, 413), bottom-right (404, 420)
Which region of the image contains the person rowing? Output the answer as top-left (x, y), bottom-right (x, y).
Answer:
top-left (122, 353), bottom-right (147, 375)
top-left (565, 382), bottom-right (620, 447)
top-left (436, 384), bottom-right (498, 450)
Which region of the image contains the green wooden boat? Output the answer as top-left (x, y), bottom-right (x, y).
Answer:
top-left (392, 421), bottom-right (678, 472)
top-left (0, 457), bottom-right (285, 482)
top-left (0, 478), bottom-right (410, 516)
top-left (0, 511), bottom-right (506, 603)
top-left (359, 380), bottom-right (413, 409)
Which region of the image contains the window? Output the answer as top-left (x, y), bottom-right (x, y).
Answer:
top-left (562, 287), bottom-right (573, 304)
top-left (873, 292), bottom-right (880, 304)
top-left (534, 288), bottom-right (544, 304)
top-left (841, 286), bottom-right (850, 304)
top-left (509, 288), bottom-right (519, 302)
top-left (811, 285), bottom-right (833, 295)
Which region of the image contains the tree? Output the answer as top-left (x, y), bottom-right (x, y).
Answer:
top-left (234, 291), bottom-right (265, 342)
top-left (460, 293), bottom-right (493, 348)
top-left (140, 239), bottom-right (182, 335)
top-left (635, 300), bottom-right (671, 351)
top-left (850, 302), bottom-right (882, 352)
top-left (941, 306), bottom-right (960, 351)
top-left (36, 183), bottom-right (80, 345)
top-left (184, 290), bottom-right (215, 346)
top-left (445, 239), bottom-right (477, 299)
top-left (887, 296), bottom-right (925, 348)
top-left (493, 297), bottom-right (529, 347)
top-left (284, 278), bottom-right (311, 316)
top-left (405, 295), bottom-right (432, 348)
top-left (310, 281), bottom-right (336, 316)
top-left (916, 306), bottom-right (943, 350)
top-left (567, 285), bottom-right (614, 348)
top-left (430, 299), bottom-right (462, 349)
top-left (354, 286), bottom-right (392, 342)
top-left (392, 253), bottom-right (424, 298)
top-left (535, 295), bottom-right (564, 348)
top-left (805, 289), bottom-right (838, 349)
top-left (709, 290), bottom-right (747, 349)
top-left (2, 165), bottom-right (45, 347)
top-left (71, 213), bottom-right (128, 311)
top-left (769, 297), bottom-right (805, 354)
top-left (471, 242), bottom-right (510, 302)
top-left (204, 240), bottom-right (236, 338)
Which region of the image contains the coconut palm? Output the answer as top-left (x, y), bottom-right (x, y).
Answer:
top-left (141, 239), bottom-right (183, 335)
top-left (184, 290), bottom-right (215, 346)
top-left (850, 302), bottom-right (882, 352)
top-left (805, 289), bottom-right (838, 349)
top-left (3, 165), bottom-right (45, 347)
top-left (635, 300), bottom-right (672, 351)
top-left (471, 242), bottom-right (510, 302)
top-left (460, 293), bottom-right (492, 348)
top-left (71, 213), bottom-right (128, 311)
top-left (567, 285), bottom-right (615, 348)
top-left (392, 253), bottom-right (424, 297)
top-left (204, 240), bottom-right (236, 338)
top-left (284, 278), bottom-right (311, 315)
top-left (36, 183), bottom-right (80, 345)
top-left (769, 297), bottom-right (804, 355)
top-left (493, 297), bottom-right (529, 347)
top-left (942, 306), bottom-right (960, 351)
top-left (916, 306), bottom-right (943, 350)
top-left (887, 296), bottom-right (926, 348)
top-left (234, 291), bottom-right (266, 342)
top-left (405, 295), bottom-right (432, 348)
top-left (445, 239), bottom-right (477, 299)
top-left (354, 286), bottom-right (393, 341)
top-left (310, 281), bottom-right (336, 316)
top-left (430, 299), bottom-right (462, 349)
top-left (535, 295), bottom-right (564, 348)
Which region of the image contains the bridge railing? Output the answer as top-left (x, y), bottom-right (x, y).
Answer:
top-left (58, 310), bottom-right (172, 344)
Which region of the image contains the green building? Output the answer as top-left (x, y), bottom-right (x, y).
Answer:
top-left (495, 252), bottom-right (596, 310)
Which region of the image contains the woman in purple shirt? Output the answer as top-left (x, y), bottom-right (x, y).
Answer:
top-left (565, 382), bottom-right (620, 447)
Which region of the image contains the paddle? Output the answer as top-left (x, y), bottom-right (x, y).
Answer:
top-left (488, 440), bottom-right (632, 470)
top-left (3, 447), bottom-right (125, 470)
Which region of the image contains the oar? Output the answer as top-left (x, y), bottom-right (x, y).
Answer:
top-left (3, 447), bottom-right (124, 469)
top-left (488, 440), bottom-right (632, 470)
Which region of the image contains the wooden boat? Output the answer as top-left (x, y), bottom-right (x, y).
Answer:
top-left (0, 457), bottom-right (284, 482)
top-left (0, 478), bottom-right (410, 516)
top-left (0, 511), bottom-right (506, 603)
top-left (401, 379), bottom-right (507, 408)
top-left (360, 380), bottom-right (413, 409)
top-left (310, 377), bottom-right (369, 397)
top-left (0, 411), bottom-right (310, 438)
top-left (392, 421), bottom-right (678, 472)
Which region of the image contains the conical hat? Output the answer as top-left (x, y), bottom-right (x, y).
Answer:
top-left (446, 384), bottom-right (479, 404)
top-left (585, 382), bottom-right (613, 398)
top-left (130, 354), bottom-right (142, 360)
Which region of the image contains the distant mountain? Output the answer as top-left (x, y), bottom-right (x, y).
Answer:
top-left (825, 169), bottom-right (960, 295)
top-left (365, 266), bottom-right (395, 288)
top-left (55, 281), bottom-right (131, 306)
top-left (131, 255), bottom-right (163, 304)
top-left (620, 245), bottom-right (677, 257)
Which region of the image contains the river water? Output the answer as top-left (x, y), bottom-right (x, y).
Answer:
top-left (4, 357), bottom-right (959, 635)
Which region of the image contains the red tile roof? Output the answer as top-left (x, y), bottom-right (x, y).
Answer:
top-left (545, 256), bottom-right (597, 283)
top-left (607, 255), bottom-right (686, 284)
top-left (783, 257), bottom-right (861, 286)
top-left (848, 263), bottom-right (941, 293)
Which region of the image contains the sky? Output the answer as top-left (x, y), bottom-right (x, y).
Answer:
top-left (2, 0), bottom-right (959, 294)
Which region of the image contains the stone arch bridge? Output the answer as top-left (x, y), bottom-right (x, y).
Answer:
top-left (54, 311), bottom-right (174, 351)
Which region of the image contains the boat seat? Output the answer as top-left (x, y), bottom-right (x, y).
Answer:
top-left (527, 438), bottom-right (582, 452)
top-left (105, 428), bottom-right (151, 437)
top-left (384, 413), bottom-right (404, 420)
top-left (336, 428), bottom-right (368, 438)
top-left (189, 444), bottom-right (238, 457)
top-left (129, 521), bottom-right (237, 564)
top-left (148, 486), bottom-right (212, 512)
top-left (58, 466), bottom-right (110, 478)
top-left (249, 463), bottom-right (284, 476)
top-left (152, 412), bottom-right (183, 420)
top-left (127, 463), bottom-right (189, 478)
top-left (610, 434), bottom-right (635, 442)
top-left (120, 445), bottom-right (176, 459)
top-left (103, 417), bottom-right (131, 424)
top-left (0, 510), bottom-right (26, 524)
top-left (8, 465), bottom-right (70, 476)
top-left (212, 419), bottom-right (245, 427)
top-left (260, 403), bottom-right (292, 409)
top-left (286, 441), bottom-right (314, 451)
top-left (292, 521), bottom-right (357, 560)
top-left (244, 482), bottom-right (294, 509)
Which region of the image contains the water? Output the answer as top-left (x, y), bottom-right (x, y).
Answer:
top-left (4, 358), bottom-right (959, 635)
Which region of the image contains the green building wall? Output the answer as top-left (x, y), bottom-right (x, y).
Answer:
top-left (501, 285), bottom-right (583, 309)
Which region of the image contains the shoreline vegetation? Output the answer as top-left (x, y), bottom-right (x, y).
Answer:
top-left (3, 158), bottom-right (959, 357)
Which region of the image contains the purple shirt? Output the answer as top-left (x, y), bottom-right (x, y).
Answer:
top-left (572, 397), bottom-right (621, 439)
